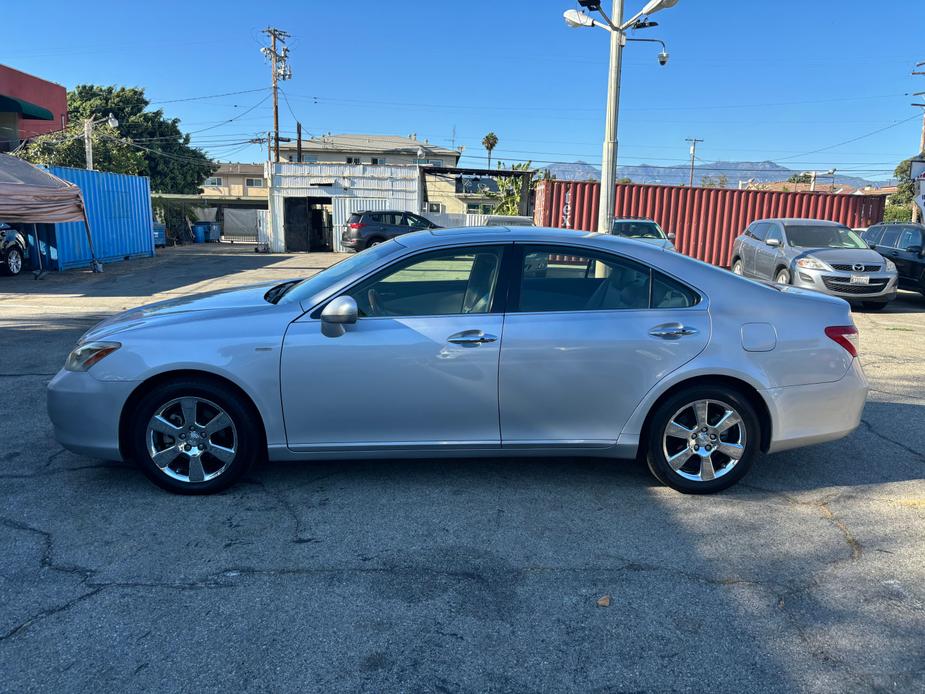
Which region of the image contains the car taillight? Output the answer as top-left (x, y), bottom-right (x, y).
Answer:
top-left (348, 222), bottom-right (365, 230)
top-left (825, 326), bottom-right (859, 357)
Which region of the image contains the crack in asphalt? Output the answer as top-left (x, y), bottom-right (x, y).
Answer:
top-left (860, 419), bottom-right (925, 462)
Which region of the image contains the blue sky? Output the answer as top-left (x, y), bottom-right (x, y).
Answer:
top-left (3, 0), bottom-right (924, 181)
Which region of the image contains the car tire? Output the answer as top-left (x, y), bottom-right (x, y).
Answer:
top-left (366, 237), bottom-right (384, 249)
top-left (862, 301), bottom-right (888, 311)
top-left (731, 258), bottom-right (744, 275)
top-left (774, 268), bottom-right (791, 285)
top-left (645, 385), bottom-right (760, 494)
top-left (128, 378), bottom-right (262, 494)
top-left (1, 247), bottom-right (23, 276)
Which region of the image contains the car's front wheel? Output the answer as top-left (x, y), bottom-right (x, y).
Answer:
top-left (731, 258), bottom-right (744, 275)
top-left (775, 268), bottom-right (791, 285)
top-left (128, 378), bottom-right (262, 494)
top-left (646, 386), bottom-right (760, 493)
top-left (2, 247), bottom-right (23, 276)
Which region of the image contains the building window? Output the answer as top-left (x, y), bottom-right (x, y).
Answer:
top-left (466, 203), bottom-right (495, 215)
top-left (245, 178), bottom-right (264, 188)
top-left (346, 156), bottom-right (361, 165)
top-left (370, 157), bottom-right (385, 165)
top-left (300, 155), bottom-right (318, 163)
top-left (427, 202), bottom-right (442, 214)
top-left (203, 177), bottom-right (223, 187)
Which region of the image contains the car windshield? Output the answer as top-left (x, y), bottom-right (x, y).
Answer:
top-left (611, 220), bottom-right (665, 239)
top-left (785, 225), bottom-right (866, 249)
top-left (271, 241), bottom-right (399, 305)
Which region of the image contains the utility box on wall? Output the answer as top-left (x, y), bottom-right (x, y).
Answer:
top-left (44, 166), bottom-right (155, 270)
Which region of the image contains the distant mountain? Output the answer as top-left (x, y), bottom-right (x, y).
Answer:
top-left (541, 160), bottom-right (888, 189)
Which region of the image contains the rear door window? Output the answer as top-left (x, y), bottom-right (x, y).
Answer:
top-left (879, 227), bottom-right (902, 248)
top-left (513, 246), bottom-right (700, 312)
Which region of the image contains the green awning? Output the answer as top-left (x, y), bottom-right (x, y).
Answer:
top-left (0, 94), bottom-right (54, 120)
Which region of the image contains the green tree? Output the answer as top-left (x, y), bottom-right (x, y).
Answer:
top-left (482, 132), bottom-right (498, 169)
top-left (882, 157), bottom-right (917, 222)
top-left (616, 176), bottom-right (632, 184)
top-left (700, 174), bottom-right (728, 189)
top-left (489, 161), bottom-right (533, 216)
top-left (17, 85), bottom-right (216, 193)
top-left (787, 172), bottom-right (812, 184)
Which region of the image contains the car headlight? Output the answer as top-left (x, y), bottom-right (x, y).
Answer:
top-left (65, 341), bottom-right (121, 372)
top-left (795, 256), bottom-right (831, 271)
top-left (884, 259), bottom-right (897, 272)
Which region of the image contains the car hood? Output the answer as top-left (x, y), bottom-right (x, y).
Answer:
top-left (794, 247), bottom-right (885, 266)
top-left (81, 280), bottom-right (296, 342)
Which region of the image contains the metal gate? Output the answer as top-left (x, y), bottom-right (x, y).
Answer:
top-left (331, 197), bottom-right (391, 252)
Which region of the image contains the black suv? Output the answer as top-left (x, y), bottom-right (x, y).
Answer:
top-left (341, 211), bottom-right (439, 251)
top-left (861, 222), bottom-right (925, 296)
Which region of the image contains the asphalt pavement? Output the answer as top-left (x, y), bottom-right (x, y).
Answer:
top-left (0, 244), bottom-right (923, 692)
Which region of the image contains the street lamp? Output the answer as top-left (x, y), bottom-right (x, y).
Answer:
top-left (83, 113), bottom-right (119, 171)
top-left (563, 0), bottom-right (679, 233)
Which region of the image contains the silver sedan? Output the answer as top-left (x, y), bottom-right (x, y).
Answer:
top-left (47, 227), bottom-right (868, 494)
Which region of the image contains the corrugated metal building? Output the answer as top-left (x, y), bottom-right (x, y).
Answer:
top-left (45, 166), bottom-right (155, 270)
top-left (266, 162), bottom-right (421, 253)
top-left (533, 180), bottom-right (886, 267)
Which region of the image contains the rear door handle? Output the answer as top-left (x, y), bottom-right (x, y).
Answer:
top-left (447, 330), bottom-right (497, 346)
top-left (649, 323), bottom-right (698, 339)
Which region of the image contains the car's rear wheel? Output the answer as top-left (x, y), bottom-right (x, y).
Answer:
top-left (128, 378), bottom-right (261, 494)
top-left (2, 247), bottom-right (23, 276)
top-left (731, 258), bottom-right (744, 275)
top-left (775, 268), bottom-right (791, 285)
top-left (646, 386), bottom-right (760, 494)
top-left (366, 237), bottom-right (384, 249)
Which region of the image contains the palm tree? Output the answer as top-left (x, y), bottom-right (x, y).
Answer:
top-left (482, 132), bottom-right (498, 169)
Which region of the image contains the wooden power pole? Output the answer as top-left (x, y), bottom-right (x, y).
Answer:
top-left (912, 61), bottom-right (924, 221)
top-left (685, 138), bottom-right (703, 187)
top-left (261, 27), bottom-right (291, 163)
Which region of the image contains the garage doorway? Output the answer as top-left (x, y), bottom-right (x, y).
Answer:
top-left (284, 197), bottom-right (332, 252)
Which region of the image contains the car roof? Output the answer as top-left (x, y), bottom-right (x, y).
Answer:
top-left (756, 218), bottom-right (844, 226)
top-left (871, 221), bottom-right (925, 227)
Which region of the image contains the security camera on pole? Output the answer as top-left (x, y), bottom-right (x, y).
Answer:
top-left (562, 0), bottom-right (679, 234)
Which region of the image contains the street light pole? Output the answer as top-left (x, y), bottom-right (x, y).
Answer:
top-left (598, 0), bottom-right (625, 234)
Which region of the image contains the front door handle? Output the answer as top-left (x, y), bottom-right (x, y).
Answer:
top-left (447, 330), bottom-right (497, 346)
top-left (649, 323), bottom-right (698, 339)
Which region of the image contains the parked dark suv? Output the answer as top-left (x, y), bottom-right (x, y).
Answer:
top-left (861, 222), bottom-right (925, 296)
top-left (341, 211), bottom-right (439, 251)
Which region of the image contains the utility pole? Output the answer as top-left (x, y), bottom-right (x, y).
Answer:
top-left (84, 119), bottom-right (94, 171)
top-left (597, 0), bottom-right (624, 233)
top-left (296, 122), bottom-right (303, 162)
top-left (261, 27), bottom-right (291, 163)
top-left (685, 138), bottom-right (703, 187)
top-left (912, 61), bottom-right (924, 221)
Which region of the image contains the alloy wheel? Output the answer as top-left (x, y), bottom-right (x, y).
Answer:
top-left (661, 399), bottom-right (747, 482)
top-left (146, 396), bottom-right (237, 483)
top-left (7, 249), bottom-right (22, 275)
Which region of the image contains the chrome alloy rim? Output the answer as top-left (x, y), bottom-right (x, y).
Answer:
top-left (775, 271), bottom-right (789, 284)
top-left (662, 399), bottom-right (746, 482)
top-left (732, 261), bottom-right (743, 275)
top-left (146, 397), bottom-right (237, 483)
top-left (8, 250), bottom-right (21, 274)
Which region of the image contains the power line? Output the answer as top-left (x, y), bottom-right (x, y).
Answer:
top-left (149, 88), bottom-right (269, 104)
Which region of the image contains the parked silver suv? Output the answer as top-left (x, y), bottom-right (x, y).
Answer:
top-left (730, 218), bottom-right (898, 309)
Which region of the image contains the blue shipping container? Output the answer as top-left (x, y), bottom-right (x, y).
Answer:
top-left (44, 166), bottom-right (155, 270)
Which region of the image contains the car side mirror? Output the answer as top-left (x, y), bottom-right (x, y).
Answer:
top-left (667, 232), bottom-right (676, 241)
top-left (320, 296), bottom-right (358, 337)
top-left (906, 244), bottom-right (923, 256)
top-left (766, 238), bottom-right (781, 247)
top-left (868, 242), bottom-right (877, 250)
